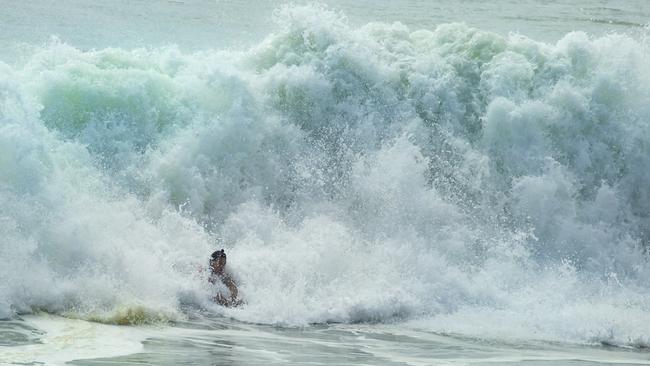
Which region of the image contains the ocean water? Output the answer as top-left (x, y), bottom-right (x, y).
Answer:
top-left (1, 1), bottom-right (650, 365)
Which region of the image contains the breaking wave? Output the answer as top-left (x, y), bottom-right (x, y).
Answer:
top-left (1, 5), bottom-right (649, 347)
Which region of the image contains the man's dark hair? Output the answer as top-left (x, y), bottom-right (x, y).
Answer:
top-left (211, 249), bottom-right (226, 260)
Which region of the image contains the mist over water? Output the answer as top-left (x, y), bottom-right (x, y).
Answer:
top-left (1, 4), bottom-right (650, 348)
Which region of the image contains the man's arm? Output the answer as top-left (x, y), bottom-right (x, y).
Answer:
top-left (223, 275), bottom-right (238, 301)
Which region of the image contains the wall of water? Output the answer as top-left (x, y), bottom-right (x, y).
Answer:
top-left (1, 4), bottom-right (649, 346)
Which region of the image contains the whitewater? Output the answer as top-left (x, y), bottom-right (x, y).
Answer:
top-left (1, 1), bottom-right (650, 364)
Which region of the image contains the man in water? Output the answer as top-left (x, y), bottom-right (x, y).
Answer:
top-left (208, 249), bottom-right (242, 307)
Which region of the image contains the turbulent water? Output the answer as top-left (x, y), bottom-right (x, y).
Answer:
top-left (1, 1), bottom-right (650, 364)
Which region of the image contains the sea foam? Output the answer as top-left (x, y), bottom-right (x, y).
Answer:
top-left (1, 5), bottom-right (649, 346)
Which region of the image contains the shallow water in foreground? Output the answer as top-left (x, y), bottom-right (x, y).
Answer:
top-left (2, 315), bottom-right (649, 366)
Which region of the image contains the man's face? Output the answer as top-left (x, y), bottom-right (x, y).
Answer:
top-left (211, 257), bottom-right (226, 272)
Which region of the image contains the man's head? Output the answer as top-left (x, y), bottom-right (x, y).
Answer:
top-left (210, 249), bottom-right (227, 273)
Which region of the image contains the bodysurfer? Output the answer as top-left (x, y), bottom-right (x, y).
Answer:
top-left (208, 249), bottom-right (243, 307)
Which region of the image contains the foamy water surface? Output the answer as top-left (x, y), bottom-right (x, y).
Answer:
top-left (1, 1), bottom-right (650, 364)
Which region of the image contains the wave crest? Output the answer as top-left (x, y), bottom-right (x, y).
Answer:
top-left (1, 5), bottom-right (649, 346)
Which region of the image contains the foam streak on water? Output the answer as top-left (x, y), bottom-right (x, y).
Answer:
top-left (1, 4), bottom-right (650, 349)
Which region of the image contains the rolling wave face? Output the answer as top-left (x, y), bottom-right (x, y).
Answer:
top-left (1, 5), bottom-right (649, 346)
